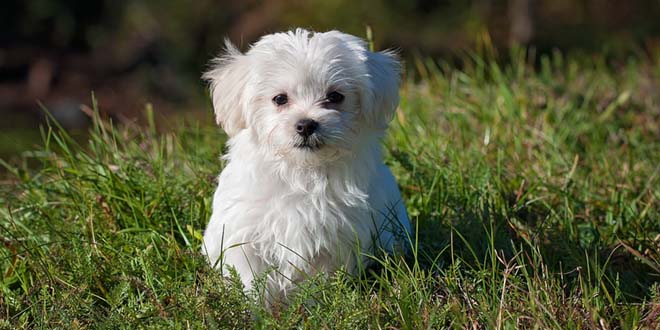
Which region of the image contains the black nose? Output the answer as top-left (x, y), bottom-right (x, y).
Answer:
top-left (295, 119), bottom-right (318, 138)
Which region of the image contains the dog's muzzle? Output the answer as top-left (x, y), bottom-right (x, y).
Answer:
top-left (293, 119), bottom-right (324, 150)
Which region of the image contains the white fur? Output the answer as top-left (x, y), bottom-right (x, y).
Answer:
top-left (201, 29), bottom-right (410, 302)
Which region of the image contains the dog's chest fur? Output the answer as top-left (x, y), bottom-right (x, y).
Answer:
top-left (204, 136), bottom-right (383, 292)
top-left (218, 152), bottom-right (375, 259)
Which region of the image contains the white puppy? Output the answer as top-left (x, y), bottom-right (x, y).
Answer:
top-left (201, 29), bottom-right (410, 302)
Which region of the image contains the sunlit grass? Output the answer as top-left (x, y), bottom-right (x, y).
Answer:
top-left (1, 50), bottom-right (659, 329)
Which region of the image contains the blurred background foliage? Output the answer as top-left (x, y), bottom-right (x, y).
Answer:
top-left (1, 0), bottom-right (660, 157)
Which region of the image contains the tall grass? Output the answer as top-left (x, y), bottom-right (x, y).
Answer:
top-left (1, 50), bottom-right (659, 328)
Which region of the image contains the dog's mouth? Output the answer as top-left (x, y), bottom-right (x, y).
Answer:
top-left (293, 137), bottom-right (325, 151)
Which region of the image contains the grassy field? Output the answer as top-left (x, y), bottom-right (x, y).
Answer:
top-left (1, 49), bottom-right (659, 329)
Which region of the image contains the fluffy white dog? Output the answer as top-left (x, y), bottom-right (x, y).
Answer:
top-left (201, 29), bottom-right (410, 302)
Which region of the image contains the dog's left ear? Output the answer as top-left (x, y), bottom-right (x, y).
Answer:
top-left (362, 50), bottom-right (401, 128)
top-left (203, 40), bottom-right (252, 137)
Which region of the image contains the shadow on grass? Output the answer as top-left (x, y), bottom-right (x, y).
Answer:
top-left (386, 148), bottom-right (659, 304)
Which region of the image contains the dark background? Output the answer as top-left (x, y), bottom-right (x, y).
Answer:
top-left (1, 0), bottom-right (660, 156)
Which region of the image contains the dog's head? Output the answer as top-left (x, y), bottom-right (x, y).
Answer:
top-left (204, 29), bottom-right (400, 165)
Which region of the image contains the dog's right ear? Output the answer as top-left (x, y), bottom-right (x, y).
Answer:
top-left (203, 40), bottom-right (251, 137)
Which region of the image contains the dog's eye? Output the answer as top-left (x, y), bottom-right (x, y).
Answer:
top-left (326, 91), bottom-right (344, 104)
top-left (273, 94), bottom-right (288, 106)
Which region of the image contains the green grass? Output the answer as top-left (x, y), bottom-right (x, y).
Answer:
top-left (1, 50), bottom-right (659, 329)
